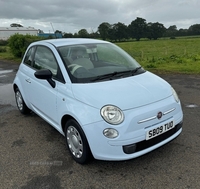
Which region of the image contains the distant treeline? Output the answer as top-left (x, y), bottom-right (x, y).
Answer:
top-left (60, 17), bottom-right (200, 41)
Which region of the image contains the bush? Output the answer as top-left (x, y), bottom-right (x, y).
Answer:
top-left (0, 40), bottom-right (8, 46)
top-left (8, 34), bottom-right (43, 58)
top-left (0, 47), bottom-right (6, 53)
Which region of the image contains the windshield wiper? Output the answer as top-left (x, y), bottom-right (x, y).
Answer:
top-left (91, 72), bottom-right (121, 81)
top-left (91, 67), bottom-right (142, 82)
top-left (131, 66), bottom-right (142, 74)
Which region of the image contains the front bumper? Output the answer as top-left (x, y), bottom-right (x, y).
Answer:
top-left (123, 121), bottom-right (183, 154)
top-left (83, 120), bottom-right (182, 161)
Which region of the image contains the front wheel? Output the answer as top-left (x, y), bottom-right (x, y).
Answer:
top-left (15, 88), bottom-right (31, 114)
top-left (64, 119), bottom-right (92, 164)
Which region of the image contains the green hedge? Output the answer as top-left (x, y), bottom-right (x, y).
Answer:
top-left (0, 47), bottom-right (6, 53)
top-left (0, 40), bottom-right (8, 46)
top-left (8, 34), bottom-right (43, 58)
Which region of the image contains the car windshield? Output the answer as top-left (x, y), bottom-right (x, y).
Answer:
top-left (58, 42), bottom-right (145, 83)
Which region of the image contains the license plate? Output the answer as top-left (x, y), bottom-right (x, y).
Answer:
top-left (146, 120), bottom-right (174, 140)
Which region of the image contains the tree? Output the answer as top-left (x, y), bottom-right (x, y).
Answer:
top-left (177, 28), bottom-right (188, 36)
top-left (128, 17), bottom-right (147, 41)
top-left (38, 29), bottom-right (44, 34)
top-left (113, 22), bottom-right (129, 41)
top-left (63, 33), bottom-right (74, 38)
top-left (73, 33), bottom-right (79, 38)
top-left (188, 24), bottom-right (200, 35)
top-left (107, 25), bottom-right (117, 41)
top-left (78, 29), bottom-right (89, 38)
top-left (107, 22), bottom-right (129, 41)
top-left (55, 30), bottom-right (62, 34)
top-left (89, 31), bottom-right (100, 39)
top-left (10, 23), bottom-right (23, 27)
top-left (147, 22), bottom-right (166, 40)
top-left (53, 30), bottom-right (62, 38)
top-left (165, 25), bottom-right (178, 37)
top-left (98, 22), bottom-right (111, 40)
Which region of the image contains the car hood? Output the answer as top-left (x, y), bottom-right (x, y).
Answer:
top-left (71, 72), bottom-right (172, 110)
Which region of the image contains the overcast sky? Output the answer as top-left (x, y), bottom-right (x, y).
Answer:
top-left (0, 0), bottom-right (199, 33)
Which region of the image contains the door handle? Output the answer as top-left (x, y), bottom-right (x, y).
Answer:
top-left (25, 79), bottom-right (31, 83)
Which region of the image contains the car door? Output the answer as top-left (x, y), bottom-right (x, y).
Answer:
top-left (18, 46), bottom-right (37, 107)
top-left (27, 45), bottom-right (64, 126)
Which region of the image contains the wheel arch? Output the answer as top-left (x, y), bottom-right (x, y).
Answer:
top-left (13, 83), bottom-right (27, 105)
top-left (61, 114), bottom-right (91, 149)
top-left (13, 83), bottom-right (18, 92)
top-left (61, 114), bottom-right (78, 133)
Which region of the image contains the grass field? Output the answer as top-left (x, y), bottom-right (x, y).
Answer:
top-left (116, 37), bottom-right (200, 74)
top-left (0, 37), bottom-right (200, 74)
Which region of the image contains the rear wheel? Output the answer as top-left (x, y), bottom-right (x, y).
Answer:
top-left (64, 119), bottom-right (92, 164)
top-left (15, 88), bottom-right (31, 114)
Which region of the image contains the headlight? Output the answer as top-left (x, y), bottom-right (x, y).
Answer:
top-left (101, 105), bottom-right (124, 125)
top-left (171, 87), bottom-right (179, 103)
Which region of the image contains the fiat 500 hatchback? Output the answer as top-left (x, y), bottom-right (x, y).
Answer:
top-left (13, 38), bottom-right (183, 164)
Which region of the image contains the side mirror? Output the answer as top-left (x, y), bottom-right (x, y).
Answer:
top-left (34, 69), bottom-right (56, 88)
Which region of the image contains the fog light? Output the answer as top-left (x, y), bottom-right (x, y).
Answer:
top-left (123, 144), bottom-right (136, 154)
top-left (103, 128), bottom-right (119, 138)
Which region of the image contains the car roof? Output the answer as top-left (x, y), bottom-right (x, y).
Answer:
top-left (31, 38), bottom-right (110, 47)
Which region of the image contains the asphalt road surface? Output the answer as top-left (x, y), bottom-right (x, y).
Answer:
top-left (0, 60), bottom-right (200, 189)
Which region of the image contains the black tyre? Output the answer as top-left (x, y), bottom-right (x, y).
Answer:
top-left (15, 88), bottom-right (31, 114)
top-left (64, 119), bottom-right (92, 164)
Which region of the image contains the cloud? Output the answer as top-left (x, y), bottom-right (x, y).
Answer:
top-left (0, 0), bottom-right (199, 33)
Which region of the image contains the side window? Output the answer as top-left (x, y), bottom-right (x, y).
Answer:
top-left (24, 47), bottom-right (35, 66)
top-left (33, 46), bottom-right (58, 76)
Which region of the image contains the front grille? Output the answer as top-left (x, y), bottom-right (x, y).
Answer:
top-left (123, 122), bottom-right (182, 154)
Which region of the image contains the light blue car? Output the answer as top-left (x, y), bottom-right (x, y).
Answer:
top-left (13, 38), bottom-right (183, 164)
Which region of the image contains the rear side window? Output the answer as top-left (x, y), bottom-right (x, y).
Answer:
top-left (24, 47), bottom-right (35, 66)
